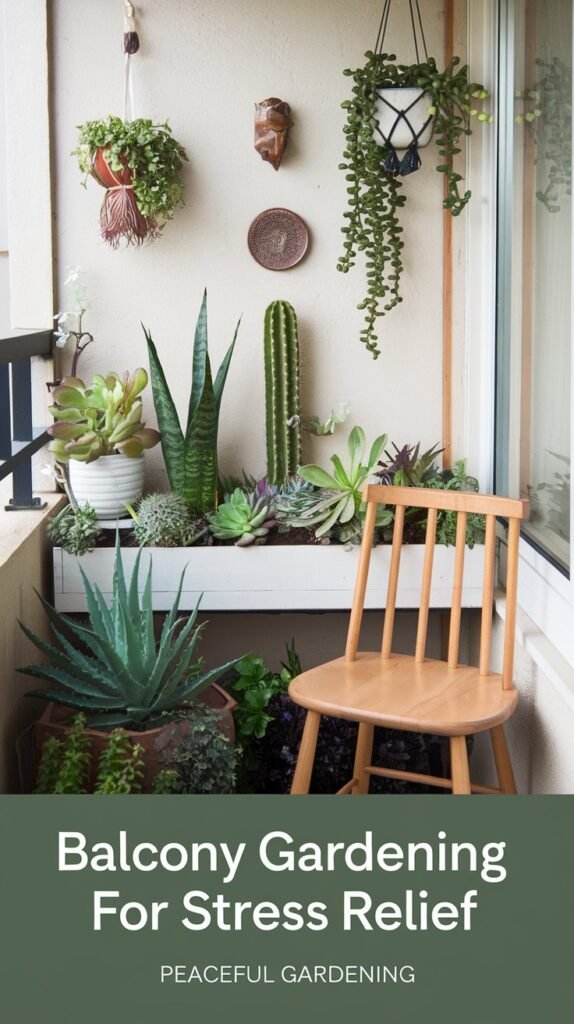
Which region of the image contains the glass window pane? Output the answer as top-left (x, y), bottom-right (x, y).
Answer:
top-left (497, 0), bottom-right (572, 573)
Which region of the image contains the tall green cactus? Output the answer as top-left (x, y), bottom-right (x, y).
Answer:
top-left (264, 300), bottom-right (301, 486)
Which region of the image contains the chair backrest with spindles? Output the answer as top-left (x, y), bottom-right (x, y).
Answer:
top-left (345, 485), bottom-right (527, 690)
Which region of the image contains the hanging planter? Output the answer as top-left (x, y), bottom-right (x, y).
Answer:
top-left (337, 0), bottom-right (492, 358)
top-left (75, 116), bottom-right (188, 248)
top-left (74, 5), bottom-right (188, 247)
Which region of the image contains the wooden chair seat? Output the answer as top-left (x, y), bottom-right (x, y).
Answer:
top-left (289, 484), bottom-right (528, 796)
top-left (289, 653), bottom-right (518, 737)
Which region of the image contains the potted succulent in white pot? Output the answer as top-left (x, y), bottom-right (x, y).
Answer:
top-left (48, 368), bottom-right (160, 519)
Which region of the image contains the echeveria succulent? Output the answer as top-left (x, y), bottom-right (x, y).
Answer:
top-left (48, 369), bottom-right (160, 462)
top-left (208, 488), bottom-right (275, 546)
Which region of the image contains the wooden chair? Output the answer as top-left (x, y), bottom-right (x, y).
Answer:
top-left (289, 485), bottom-right (527, 796)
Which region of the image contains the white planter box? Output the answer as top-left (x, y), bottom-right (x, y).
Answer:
top-left (53, 544), bottom-right (487, 613)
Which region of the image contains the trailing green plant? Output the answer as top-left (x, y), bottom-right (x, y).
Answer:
top-left (19, 534), bottom-right (239, 729)
top-left (94, 730), bottom-right (144, 794)
top-left (279, 426), bottom-right (389, 542)
top-left (517, 57), bottom-right (572, 213)
top-left (208, 488), bottom-right (275, 546)
top-left (144, 291), bottom-right (239, 513)
top-left (156, 707), bottom-right (237, 794)
top-left (128, 492), bottom-right (208, 548)
top-left (231, 641), bottom-right (301, 744)
top-left (338, 51), bottom-right (491, 357)
top-left (75, 116), bottom-right (188, 231)
top-left (47, 502), bottom-right (101, 555)
top-left (264, 300), bottom-right (301, 485)
top-left (48, 369), bottom-right (160, 462)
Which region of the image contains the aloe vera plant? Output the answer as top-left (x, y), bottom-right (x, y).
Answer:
top-left (143, 291), bottom-right (239, 512)
top-left (18, 535), bottom-right (238, 729)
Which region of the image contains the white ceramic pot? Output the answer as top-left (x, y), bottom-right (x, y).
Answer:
top-left (373, 88), bottom-right (434, 150)
top-left (69, 454), bottom-right (145, 519)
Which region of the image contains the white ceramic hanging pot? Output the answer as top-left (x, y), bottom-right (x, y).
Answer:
top-left (69, 454), bottom-right (145, 520)
top-left (373, 87), bottom-right (434, 150)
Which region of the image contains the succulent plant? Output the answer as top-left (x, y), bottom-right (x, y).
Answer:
top-left (375, 442), bottom-right (444, 487)
top-left (282, 426), bottom-right (389, 542)
top-left (48, 369), bottom-right (160, 462)
top-left (18, 534), bottom-right (239, 729)
top-left (264, 300), bottom-right (301, 486)
top-left (128, 492), bottom-right (207, 548)
top-left (208, 488), bottom-right (275, 546)
top-left (47, 502), bottom-right (101, 555)
top-left (144, 291), bottom-right (239, 512)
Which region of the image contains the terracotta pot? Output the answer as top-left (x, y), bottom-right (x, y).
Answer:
top-left (91, 147), bottom-right (150, 246)
top-left (33, 684), bottom-right (237, 793)
top-left (91, 146), bottom-right (133, 189)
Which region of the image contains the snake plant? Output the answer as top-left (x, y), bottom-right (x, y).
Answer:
top-left (208, 488), bottom-right (275, 546)
top-left (18, 534), bottom-right (238, 729)
top-left (48, 369), bottom-right (160, 462)
top-left (143, 291), bottom-right (239, 513)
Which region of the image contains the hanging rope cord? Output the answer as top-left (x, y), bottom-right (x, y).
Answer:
top-left (123, 0), bottom-right (139, 124)
top-left (373, 0), bottom-right (433, 172)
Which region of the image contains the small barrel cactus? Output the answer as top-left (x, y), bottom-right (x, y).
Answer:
top-left (131, 492), bottom-right (204, 547)
top-left (208, 488), bottom-right (274, 546)
top-left (264, 300), bottom-right (301, 487)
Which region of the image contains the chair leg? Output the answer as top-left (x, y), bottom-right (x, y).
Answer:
top-left (291, 711), bottom-right (321, 794)
top-left (490, 724), bottom-right (517, 794)
top-left (352, 723), bottom-right (374, 795)
top-left (450, 736), bottom-right (471, 795)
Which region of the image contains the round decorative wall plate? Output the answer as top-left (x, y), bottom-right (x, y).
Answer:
top-left (248, 208), bottom-right (309, 270)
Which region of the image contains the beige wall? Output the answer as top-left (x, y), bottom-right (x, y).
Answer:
top-left (51, 0), bottom-right (468, 487)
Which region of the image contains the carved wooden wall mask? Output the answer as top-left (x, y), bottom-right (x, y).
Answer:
top-left (254, 98), bottom-right (293, 171)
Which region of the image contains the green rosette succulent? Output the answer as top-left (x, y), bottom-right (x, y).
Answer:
top-left (208, 489), bottom-right (275, 546)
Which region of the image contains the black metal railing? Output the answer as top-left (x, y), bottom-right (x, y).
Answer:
top-left (0, 329), bottom-right (53, 511)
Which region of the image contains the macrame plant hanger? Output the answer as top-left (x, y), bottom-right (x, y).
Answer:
top-left (94, 1), bottom-right (151, 246)
top-left (374, 0), bottom-right (432, 176)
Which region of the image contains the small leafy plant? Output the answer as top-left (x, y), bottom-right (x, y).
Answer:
top-left (47, 502), bottom-right (101, 555)
top-left (155, 707), bottom-right (237, 794)
top-left (144, 291), bottom-right (239, 513)
top-left (208, 489), bottom-right (275, 546)
top-left (48, 369), bottom-right (160, 462)
top-left (231, 642), bottom-right (301, 743)
top-left (338, 52), bottom-right (491, 357)
top-left (94, 731), bottom-right (144, 794)
top-left (19, 535), bottom-right (239, 730)
top-left (75, 116), bottom-right (188, 241)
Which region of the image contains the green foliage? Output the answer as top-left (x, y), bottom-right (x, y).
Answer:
top-left (430, 459), bottom-right (485, 548)
top-left (48, 369), bottom-right (160, 462)
top-left (302, 401), bottom-right (351, 436)
top-left (375, 442), bottom-right (444, 487)
top-left (264, 301), bottom-right (301, 485)
top-left (144, 291), bottom-right (239, 512)
top-left (280, 426), bottom-right (389, 543)
top-left (53, 713), bottom-right (91, 794)
top-left (231, 642), bottom-right (301, 743)
top-left (158, 707), bottom-right (237, 794)
top-left (129, 492), bottom-right (207, 548)
top-left (75, 117), bottom-right (188, 227)
top-left (208, 488), bottom-right (274, 546)
top-left (19, 534), bottom-right (238, 729)
top-left (34, 736), bottom-right (64, 793)
top-left (338, 52), bottom-right (491, 357)
top-left (47, 502), bottom-right (101, 555)
top-left (94, 730), bottom-right (144, 794)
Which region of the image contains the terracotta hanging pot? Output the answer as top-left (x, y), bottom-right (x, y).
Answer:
top-left (91, 147), bottom-right (152, 247)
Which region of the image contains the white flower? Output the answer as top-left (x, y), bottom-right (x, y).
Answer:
top-left (54, 328), bottom-right (71, 348)
top-left (63, 266), bottom-right (81, 287)
top-left (40, 463), bottom-right (54, 478)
